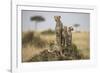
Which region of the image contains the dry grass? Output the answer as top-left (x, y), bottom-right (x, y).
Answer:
top-left (22, 45), bottom-right (46, 62)
top-left (72, 32), bottom-right (90, 50)
top-left (72, 32), bottom-right (90, 59)
top-left (40, 34), bottom-right (56, 43)
top-left (40, 32), bottom-right (90, 49)
top-left (22, 31), bottom-right (90, 62)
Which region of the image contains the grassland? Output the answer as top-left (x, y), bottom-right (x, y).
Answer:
top-left (22, 31), bottom-right (90, 62)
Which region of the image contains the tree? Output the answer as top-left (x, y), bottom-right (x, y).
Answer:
top-left (30, 16), bottom-right (45, 31)
top-left (73, 24), bottom-right (80, 32)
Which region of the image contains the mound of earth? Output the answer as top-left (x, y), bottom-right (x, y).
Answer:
top-left (28, 44), bottom-right (83, 62)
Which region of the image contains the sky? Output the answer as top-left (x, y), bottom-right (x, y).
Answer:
top-left (22, 10), bottom-right (90, 32)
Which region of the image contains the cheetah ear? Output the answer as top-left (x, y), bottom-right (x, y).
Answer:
top-left (72, 28), bottom-right (74, 31)
top-left (71, 26), bottom-right (74, 31)
top-left (68, 26), bottom-right (73, 31)
top-left (59, 16), bottom-right (61, 18)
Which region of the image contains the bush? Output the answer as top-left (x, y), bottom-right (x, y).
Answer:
top-left (62, 43), bottom-right (82, 59)
top-left (22, 31), bottom-right (34, 44)
top-left (71, 44), bottom-right (84, 59)
top-left (41, 29), bottom-right (55, 35)
top-left (22, 31), bottom-right (46, 48)
top-left (32, 35), bottom-right (46, 48)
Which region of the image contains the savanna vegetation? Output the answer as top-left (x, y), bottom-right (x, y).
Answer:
top-left (22, 30), bottom-right (90, 62)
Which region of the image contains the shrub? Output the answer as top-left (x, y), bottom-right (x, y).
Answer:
top-left (22, 31), bottom-right (46, 48)
top-left (22, 31), bottom-right (34, 44)
top-left (31, 35), bottom-right (46, 48)
top-left (41, 29), bottom-right (55, 35)
top-left (62, 43), bottom-right (82, 59)
top-left (71, 44), bottom-right (84, 59)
